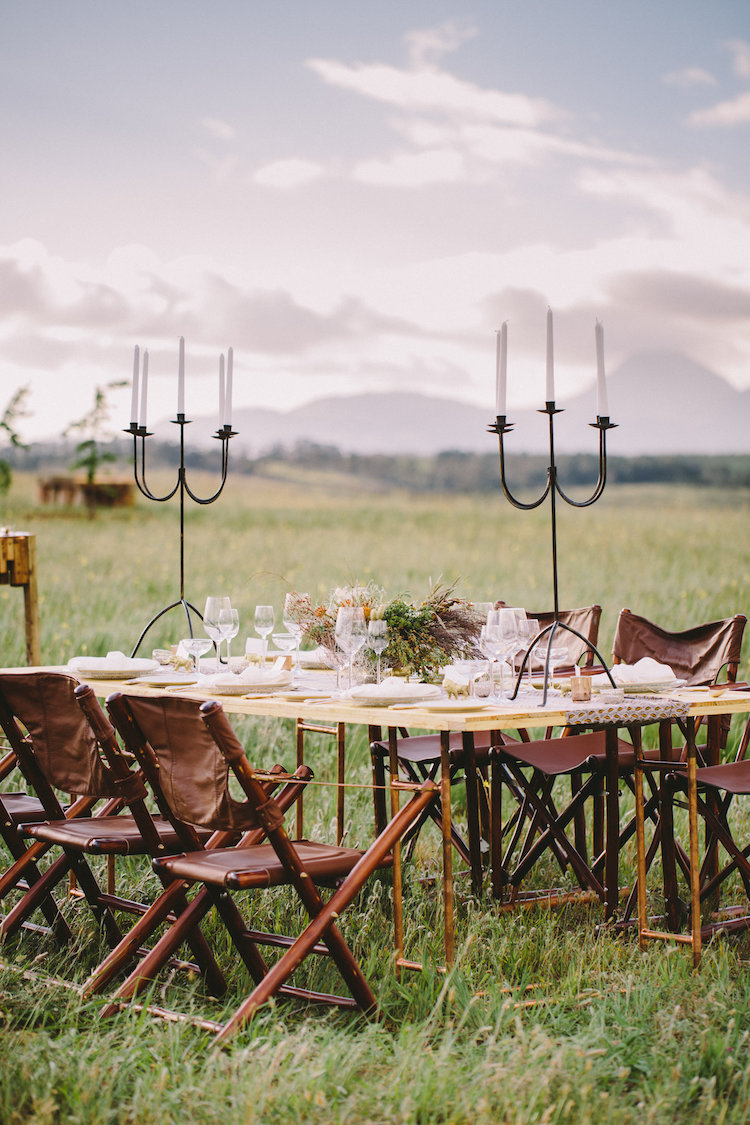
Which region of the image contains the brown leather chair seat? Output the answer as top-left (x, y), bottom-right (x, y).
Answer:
top-left (25, 816), bottom-right (212, 855)
top-left (155, 840), bottom-right (387, 890)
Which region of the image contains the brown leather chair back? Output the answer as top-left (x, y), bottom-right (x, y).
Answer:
top-left (529, 605), bottom-right (603, 667)
top-left (109, 693), bottom-right (260, 832)
top-left (0, 671), bottom-right (137, 799)
top-left (612, 609), bottom-right (746, 685)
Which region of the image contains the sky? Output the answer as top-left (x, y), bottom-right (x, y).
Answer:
top-left (1, 0), bottom-right (749, 443)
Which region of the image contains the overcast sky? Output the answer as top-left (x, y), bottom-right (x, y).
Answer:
top-left (1, 1), bottom-right (749, 440)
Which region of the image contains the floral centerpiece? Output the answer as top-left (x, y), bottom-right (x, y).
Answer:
top-left (285, 581), bottom-right (482, 681)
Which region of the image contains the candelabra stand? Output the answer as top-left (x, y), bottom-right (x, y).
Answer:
top-left (488, 403), bottom-right (617, 704)
top-left (125, 414), bottom-right (236, 656)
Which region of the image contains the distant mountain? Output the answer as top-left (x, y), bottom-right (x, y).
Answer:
top-left (189, 352), bottom-right (749, 456)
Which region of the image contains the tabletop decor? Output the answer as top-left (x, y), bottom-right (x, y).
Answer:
top-left (125, 338), bottom-right (236, 655)
top-left (489, 311), bottom-right (617, 702)
top-left (287, 581), bottom-right (481, 681)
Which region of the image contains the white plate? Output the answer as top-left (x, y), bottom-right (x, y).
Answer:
top-left (346, 684), bottom-right (442, 706)
top-left (129, 672), bottom-right (199, 687)
top-left (405, 698), bottom-right (497, 713)
top-left (207, 677), bottom-right (292, 696)
top-left (68, 657), bottom-right (159, 680)
top-left (619, 679), bottom-right (686, 695)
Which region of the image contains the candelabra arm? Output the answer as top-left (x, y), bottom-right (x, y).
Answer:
top-left (489, 418), bottom-right (551, 511)
top-left (126, 426), bottom-right (181, 502)
top-left (553, 419), bottom-right (613, 508)
top-left (181, 428), bottom-right (235, 505)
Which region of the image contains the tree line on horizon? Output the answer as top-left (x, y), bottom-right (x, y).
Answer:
top-left (7, 437), bottom-right (750, 493)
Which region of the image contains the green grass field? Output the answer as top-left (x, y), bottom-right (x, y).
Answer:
top-left (1, 471), bottom-right (750, 1124)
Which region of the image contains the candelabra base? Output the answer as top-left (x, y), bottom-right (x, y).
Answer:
top-left (130, 598), bottom-right (204, 658)
top-left (512, 619), bottom-right (616, 706)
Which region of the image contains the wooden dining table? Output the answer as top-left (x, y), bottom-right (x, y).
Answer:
top-left (7, 666), bottom-right (750, 968)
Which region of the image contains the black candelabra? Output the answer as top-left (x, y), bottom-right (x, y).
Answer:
top-left (125, 341), bottom-right (236, 656)
top-left (488, 319), bottom-right (617, 703)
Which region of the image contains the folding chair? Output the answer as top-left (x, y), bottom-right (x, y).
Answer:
top-left (0, 672), bottom-right (226, 995)
top-left (369, 605), bottom-right (604, 892)
top-left (100, 692), bottom-right (437, 1040)
top-left (602, 608), bottom-right (747, 925)
top-left (0, 732), bottom-right (72, 941)
top-left (657, 713), bottom-right (750, 963)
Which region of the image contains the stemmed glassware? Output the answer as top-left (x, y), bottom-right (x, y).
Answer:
top-left (367, 618), bottom-right (388, 684)
top-left (180, 635), bottom-right (212, 674)
top-left (283, 592), bottom-right (306, 680)
top-left (254, 605), bottom-right (275, 670)
top-left (272, 631), bottom-right (298, 682)
top-left (335, 606), bottom-right (367, 690)
top-left (203, 596), bottom-right (232, 665)
top-left (218, 607), bottom-right (240, 667)
top-left (479, 623), bottom-right (505, 698)
top-left (486, 608), bottom-right (522, 701)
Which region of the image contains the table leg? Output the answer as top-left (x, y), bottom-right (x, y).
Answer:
top-left (336, 722), bottom-right (346, 845)
top-left (368, 725), bottom-right (386, 837)
top-left (633, 730), bottom-right (648, 949)
top-left (295, 721), bottom-right (305, 839)
top-left (388, 727), bottom-right (404, 975)
top-left (703, 714), bottom-right (721, 900)
top-left (23, 539), bottom-right (41, 667)
top-left (686, 717), bottom-right (702, 967)
top-left (440, 730), bottom-right (455, 966)
top-left (462, 731), bottom-right (483, 897)
top-left (605, 726), bottom-right (620, 920)
top-left (490, 734), bottom-right (504, 900)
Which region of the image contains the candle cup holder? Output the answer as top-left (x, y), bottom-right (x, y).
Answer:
top-left (488, 405), bottom-right (618, 704)
top-left (125, 413), bottom-right (236, 656)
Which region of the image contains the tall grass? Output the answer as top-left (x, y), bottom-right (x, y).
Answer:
top-left (1, 471), bottom-right (750, 1123)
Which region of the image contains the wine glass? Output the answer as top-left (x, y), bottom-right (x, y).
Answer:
top-left (180, 636), bottom-right (212, 674)
top-left (479, 624), bottom-right (505, 698)
top-left (367, 618), bottom-right (388, 685)
top-left (335, 606), bottom-right (367, 689)
top-left (283, 592), bottom-right (307, 679)
top-left (254, 605), bottom-right (275, 670)
top-left (487, 608), bottom-right (521, 701)
top-left (218, 607), bottom-right (240, 667)
top-left (203, 596), bottom-right (232, 665)
top-left (272, 631), bottom-right (298, 682)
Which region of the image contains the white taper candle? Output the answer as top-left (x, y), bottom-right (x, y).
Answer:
top-left (219, 353), bottom-right (225, 428)
top-left (546, 307), bottom-right (555, 403)
top-left (177, 336), bottom-right (185, 416)
top-left (140, 350), bottom-right (149, 429)
top-left (130, 345), bottom-right (140, 424)
top-left (495, 322), bottom-right (507, 416)
top-left (595, 320), bottom-right (608, 417)
top-left (226, 346), bottom-right (233, 427)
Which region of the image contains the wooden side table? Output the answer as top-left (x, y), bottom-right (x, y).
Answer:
top-left (0, 531), bottom-right (41, 665)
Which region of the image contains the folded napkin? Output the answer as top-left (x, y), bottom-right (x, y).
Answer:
top-left (201, 657), bottom-right (292, 692)
top-left (69, 650), bottom-right (146, 672)
top-left (347, 677), bottom-right (442, 702)
top-left (592, 657), bottom-right (678, 689)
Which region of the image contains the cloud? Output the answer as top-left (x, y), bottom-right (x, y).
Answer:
top-left (725, 38), bottom-right (750, 80)
top-left (608, 269), bottom-right (750, 321)
top-left (354, 148), bottom-right (467, 187)
top-left (307, 57), bottom-right (559, 128)
top-left (404, 19), bottom-right (477, 69)
top-left (689, 90), bottom-right (750, 127)
top-left (663, 67), bottom-right (716, 88)
top-left (253, 158), bottom-right (325, 189)
top-left (198, 116), bottom-right (236, 142)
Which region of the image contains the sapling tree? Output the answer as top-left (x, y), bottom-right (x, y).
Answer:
top-left (0, 386), bottom-right (30, 497)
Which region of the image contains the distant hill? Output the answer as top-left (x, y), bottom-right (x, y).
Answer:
top-left (188, 352), bottom-right (749, 456)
